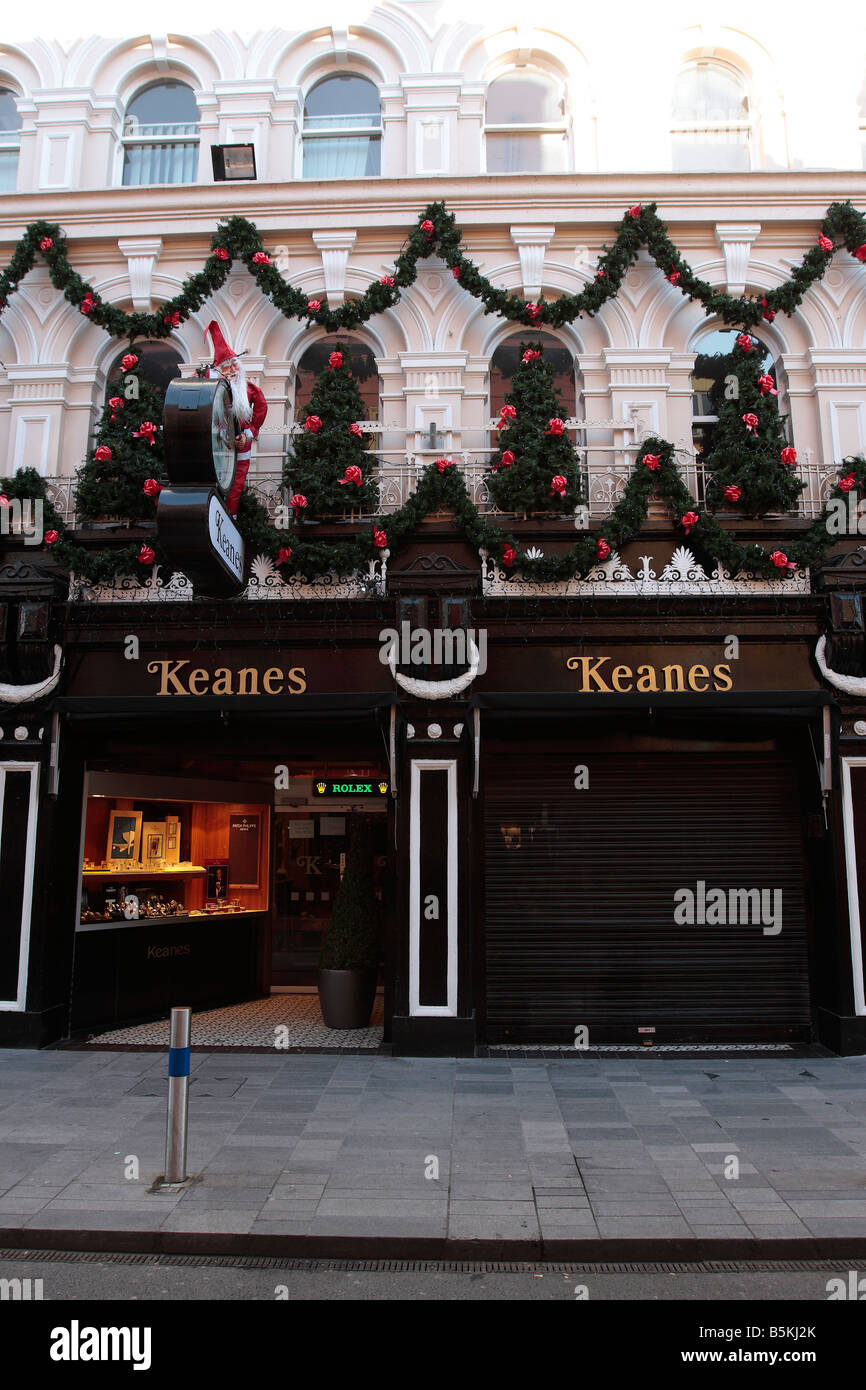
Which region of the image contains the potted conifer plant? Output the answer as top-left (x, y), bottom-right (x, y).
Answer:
top-left (317, 817), bottom-right (380, 1028)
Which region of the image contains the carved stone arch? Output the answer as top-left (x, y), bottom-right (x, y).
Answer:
top-left (0, 298), bottom-right (38, 363)
top-left (842, 285), bottom-right (866, 351)
top-left (452, 26), bottom-right (590, 85)
top-left (91, 36), bottom-right (223, 101)
top-left (0, 46), bottom-right (44, 96)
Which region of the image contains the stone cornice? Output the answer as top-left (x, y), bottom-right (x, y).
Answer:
top-left (1, 172), bottom-right (865, 247)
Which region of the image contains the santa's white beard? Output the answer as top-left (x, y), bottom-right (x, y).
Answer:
top-left (227, 366), bottom-right (253, 424)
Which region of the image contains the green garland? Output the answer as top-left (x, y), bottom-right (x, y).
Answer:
top-left (2, 200), bottom-right (864, 339)
top-left (2, 199), bottom-right (864, 585)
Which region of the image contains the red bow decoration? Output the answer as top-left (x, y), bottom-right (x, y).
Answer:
top-left (522, 349), bottom-right (540, 363)
top-left (349, 422), bottom-right (364, 437)
top-left (642, 453), bottom-right (661, 471)
top-left (546, 418), bottom-right (565, 436)
top-left (39, 237), bottom-right (53, 251)
top-left (252, 252), bottom-right (272, 265)
top-left (502, 545), bottom-right (516, 568)
top-left (839, 473), bottom-right (856, 493)
top-left (724, 484), bottom-right (742, 503)
top-left (43, 529), bottom-right (59, 547)
top-left (121, 353), bottom-right (138, 371)
top-left (340, 465), bottom-right (362, 487)
top-left (742, 413), bottom-right (759, 434)
top-left (94, 446), bottom-right (112, 462)
top-left (757, 374), bottom-right (777, 396)
top-left (435, 457), bottom-right (455, 473)
top-left (290, 494), bottom-right (308, 513)
top-left (303, 415), bottom-right (323, 433)
top-left (770, 550), bottom-right (796, 570)
top-left (277, 547), bottom-right (292, 564)
top-left (329, 351), bottom-right (343, 369)
top-left (143, 478), bottom-right (162, 498)
top-left (133, 421), bottom-right (158, 446)
top-left (307, 299), bottom-right (322, 313)
top-left (680, 511), bottom-right (699, 535)
top-left (373, 528), bottom-right (388, 548)
top-left (497, 405), bottom-right (517, 429)
top-left (780, 447), bottom-right (797, 465)
top-left (596, 538), bottom-right (611, 560)
top-left (213, 248), bottom-right (229, 261)
top-left (138, 545), bottom-right (155, 565)
top-left (550, 474), bottom-right (567, 498)
top-left (736, 334), bottom-right (755, 352)
top-left (108, 396), bottom-right (124, 422)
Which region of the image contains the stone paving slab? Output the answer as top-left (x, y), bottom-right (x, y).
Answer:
top-left (1, 1049), bottom-right (866, 1249)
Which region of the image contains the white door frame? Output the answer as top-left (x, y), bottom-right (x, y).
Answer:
top-left (409, 758), bottom-right (458, 1016)
top-left (0, 761), bottom-right (40, 1012)
top-left (840, 756), bottom-right (866, 1015)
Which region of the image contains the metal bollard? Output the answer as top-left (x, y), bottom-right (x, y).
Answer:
top-left (165, 1006), bottom-right (191, 1183)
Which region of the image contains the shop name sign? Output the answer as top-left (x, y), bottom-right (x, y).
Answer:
top-left (146, 660), bottom-right (307, 696)
top-left (209, 495), bottom-right (244, 586)
top-left (566, 655), bottom-right (734, 693)
top-left (313, 778), bottom-right (389, 798)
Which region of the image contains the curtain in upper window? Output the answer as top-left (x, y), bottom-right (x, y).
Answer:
top-left (0, 89), bottom-right (22, 193)
top-left (671, 64), bottom-right (751, 172)
top-left (303, 75), bottom-right (381, 178)
top-left (122, 81), bottom-right (200, 186)
top-left (485, 71), bottom-right (568, 174)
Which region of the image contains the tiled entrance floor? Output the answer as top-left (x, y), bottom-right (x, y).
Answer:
top-left (84, 993), bottom-right (385, 1050)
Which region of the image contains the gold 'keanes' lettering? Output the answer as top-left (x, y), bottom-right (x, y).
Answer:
top-left (187, 668), bottom-right (209, 695)
top-left (713, 663), bottom-right (733, 691)
top-left (635, 664), bottom-right (659, 692)
top-left (287, 667), bottom-right (307, 693)
top-left (610, 664), bottom-right (633, 693)
top-left (688, 663), bottom-right (710, 692)
top-left (147, 660), bottom-right (189, 695)
top-left (662, 664), bottom-right (685, 692)
top-left (262, 667), bottom-right (283, 694)
top-left (237, 667), bottom-right (259, 695)
top-left (212, 668), bottom-right (233, 696)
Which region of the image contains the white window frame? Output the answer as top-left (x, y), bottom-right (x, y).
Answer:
top-left (301, 76), bottom-right (382, 179)
top-left (484, 68), bottom-right (570, 175)
top-left (121, 84), bottom-right (200, 188)
top-left (0, 88), bottom-right (22, 193)
top-left (671, 61), bottom-right (752, 171)
top-left (0, 762), bottom-right (40, 1012)
top-left (840, 756), bottom-right (866, 1015)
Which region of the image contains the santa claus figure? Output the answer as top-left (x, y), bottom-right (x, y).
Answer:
top-left (205, 320), bottom-right (267, 516)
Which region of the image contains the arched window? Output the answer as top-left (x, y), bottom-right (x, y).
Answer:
top-left (294, 338), bottom-right (380, 421)
top-left (691, 328), bottom-right (786, 457)
top-left (671, 63), bottom-right (751, 171)
top-left (0, 88), bottom-right (21, 193)
top-left (122, 81), bottom-right (199, 186)
top-left (485, 70), bottom-right (568, 174)
top-left (490, 333), bottom-right (578, 422)
top-left (302, 75), bottom-right (381, 178)
top-left (105, 341), bottom-right (182, 403)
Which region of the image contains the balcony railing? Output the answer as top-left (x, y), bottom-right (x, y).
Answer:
top-left (39, 419), bottom-right (841, 531)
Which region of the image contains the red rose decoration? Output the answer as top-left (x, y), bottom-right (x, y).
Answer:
top-left (526, 302), bottom-right (541, 320)
top-left (94, 445), bottom-right (112, 462)
top-left (761, 297), bottom-right (776, 321)
top-left (499, 450), bottom-right (515, 468)
top-left (667, 270), bottom-right (681, 284)
top-left (138, 545), bottom-right (155, 565)
top-left (379, 276), bottom-right (395, 287)
top-left (349, 422), bottom-right (364, 437)
top-left (854, 245), bottom-right (866, 262)
top-left (736, 334), bottom-right (755, 352)
top-left (818, 235), bottom-right (834, 252)
top-left (770, 550), bottom-right (796, 570)
top-left (497, 405), bottom-right (517, 429)
top-left (839, 473), bottom-right (856, 493)
top-left (522, 349), bottom-right (540, 363)
top-left (780, 446), bottom-right (797, 465)
top-left (742, 412), bottom-right (759, 434)
top-left (80, 295), bottom-right (94, 315)
top-left (435, 457), bottom-right (455, 473)
top-left (546, 418), bottom-right (565, 436)
top-left (214, 247), bottom-right (229, 261)
top-left (143, 478), bottom-right (162, 498)
top-left (757, 374), bottom-right (777, 396)
top-left (290, 494), bottom-right (308, 513)
top-left (451, 266), bottom-right (461, 279)
top-left (339, 465), bottom-right (363, 487)
top-left (328, 351), bottom-right (343, 369)
top-left (724, 484), bottom-right (742, 503)
top-left (420, 219), bottom-right (434, 236)
top-left (0, 494), bottom-right (9, 507)
top-left (277, 547), bottom-right (292, 565)
top-left (642, 453), bottom-right (661, 471)
top-left (252, 252), bottom-right (272, 265)
top-left (307, 299), bottom-right (322, 313)
top-left (550, 474), bottom-right (567, 498)
top-left (163, 311), bottom-right (181, 327)
top-left (108, 396), bottom-right (124, 422)
top-left (373, 527), bottom-right (387, 548)
top-left (121, 353), bottom-right (138, 371)
top-left (680, 511), bottom-right (699, 535)
top-left (43, 529), bottom-right (59, 546)
top-left (303, 415), bottom-right (323, 433)
top-left (39, 237), bottom-right (53, 251)
top-left (133, 421), bottom-right (158, 445)
top-left (596, 270), bottom-right (606, 280)
top-left (627, 204), bottom-right (642, 218)
top-left (596, 538), bottom-right (611, 561)
top-left (502, 545), bottom-right (516, 568)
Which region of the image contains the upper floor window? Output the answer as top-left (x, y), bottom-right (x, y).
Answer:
top-left (671, 63), bottom-right (751, 171)
top-left (691, 328), bottom-right (783, 457)
top-left (485, 70), bottom-right (568, 174)
top-left (0, 88), bottom-right (21, 193)
top-left (490, 332), bottom-right (578, 423)
top-left (122, 81), bottom-right (199, 186)
top-left (105, 341), bottom-right (182, 405)
top-left (294, 338), bottom-right (380, 421)
top-left (302, 75), bottom-right (381, 178)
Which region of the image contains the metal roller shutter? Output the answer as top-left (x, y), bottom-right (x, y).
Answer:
top-left (483, 749), bottom-right (812, 1043)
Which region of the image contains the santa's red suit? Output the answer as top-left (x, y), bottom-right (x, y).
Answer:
top-left (205, 320), bottom-right (268, 516)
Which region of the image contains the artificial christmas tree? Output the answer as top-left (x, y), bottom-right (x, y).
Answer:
top-left (284, 346), bottom-right (377, 520)
top-left (702, 333), bottom-right (805, 518)
top-left (486, 343), bottom-right (583, 515)
top-left (75, 353), bottom-right (167, 526)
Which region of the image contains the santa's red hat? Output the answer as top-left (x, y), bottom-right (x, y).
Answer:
top-left (205, 319), bottom-right (241, 367)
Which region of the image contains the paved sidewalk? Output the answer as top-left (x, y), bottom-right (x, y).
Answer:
top-left (1, 1050), bottom-right (865, 1255)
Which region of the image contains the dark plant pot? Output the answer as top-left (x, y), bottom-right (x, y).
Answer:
top-left (317, 967), bottom-right (377, 1029)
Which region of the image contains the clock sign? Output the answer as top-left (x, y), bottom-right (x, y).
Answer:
top-left (157, 377), bottom-right (246, 596)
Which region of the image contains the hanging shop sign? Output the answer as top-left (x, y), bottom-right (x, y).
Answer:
top-left (312, 777), bottom-right (390, 798)
top-left (156, 378), bottom-right (245, 597)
